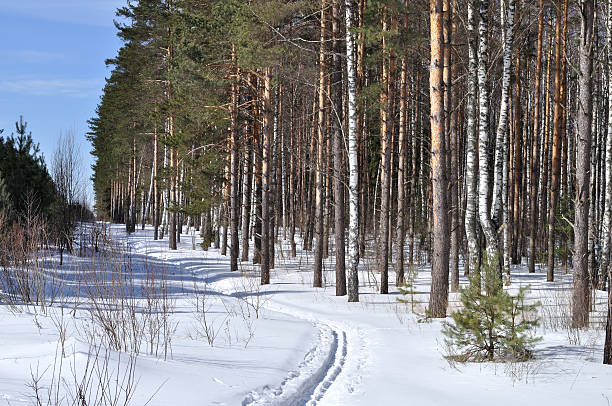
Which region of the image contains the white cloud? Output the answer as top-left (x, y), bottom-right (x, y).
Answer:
top-left (0, 78), bottom-right (102, 98)
top-left (6, 50), bottom-right (66, 64)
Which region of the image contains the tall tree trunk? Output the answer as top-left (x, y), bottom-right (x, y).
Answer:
top-left (477, 0), bottom-right (498, 263)
top-left (253, 86), bottom-right (263, 265)
top-left (448, 0), bottom-right (460, 293)
top-left (269, 85), bottom-right (280, 270)
top-left (396, 43), bottom-right (408, 287)
top-left (153, 129), bottom-right (160, 240)
top-left (229, 46), bottom-right (240, 272)
top-left (378, 11), bottom-right (391, 294)
top-left (491, 0), bottom-right (515, 234)
top-left (169, 143), bottom-right (177, 250)
top-left (465, 0), bottom-right (480, 278)
top-left (345, 0), bottom-right (360, 303)
top-left (241, 120), bottom-right (253, 262)
top-left (313, 0), bottom-right (327, 288)
top-left (289, 88), bottom-right (297, 257)
top-left (511, 40), bottom-right (523, 265)
top-left (605, 284), bottom-right (612, 363)
top-left (547, 0), bottom-right (566, 282)
top-left (601, 0), bottom-right (612, 290)
top-left (573, 0), bottom-right (594, 329)
top-left (332, 2), bottom-right (346, 296)
top-left (529, 0), bottom-right (544, 274)
top-left (261, 69), bottom-right (272, 285)
top-left (428, 0), bottom-right (449, 317)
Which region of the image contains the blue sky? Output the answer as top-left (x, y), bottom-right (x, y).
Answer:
top-left (0, 0), bottom-right (126, 205)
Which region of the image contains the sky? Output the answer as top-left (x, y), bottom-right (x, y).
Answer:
top-left (0, 0), bottom-right (126, 207)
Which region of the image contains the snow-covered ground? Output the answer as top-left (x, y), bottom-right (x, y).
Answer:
top-left (1, 224), bottom-right (611, 405)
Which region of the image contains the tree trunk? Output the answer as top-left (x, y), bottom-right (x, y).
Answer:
top-left (600, 0), bottom-right (612, 290)
top-left (313, 0), bottom-right (327, 288)
top-left (573, 0), bottom-right (594, 329)
top-left (169, 144), bottom-right (177, 250)
top-left (345, 0), bottom-right (360, 303)
top-left (464, 0), bottom-right (480, 277)
top-left (396, 48), bottom-right (408, 288)
top-left (428, 0), bottom-right (450, 317)
top-left (491, 0), bottom-right (515, 234)
top-left (241, 120), bottom-right (253, 262)
top-left (378, 12), bottom-right (391, 295)
top-left (529, 0), bottom-right (544, 274)
top-left (153, 130), bottom-right (160, 240)
top-left (605, 284), bottom-right (612, 363)
top-left (547, 0), bottom-right (566, 282)
top-left (448, 0), bottom-right (459, 293)
top-left (261, 69), bottom-right (272, 285)
top-left (332, 2), bottom-right (346, 296)
top-left (229, 46), bottom-right (240, 272)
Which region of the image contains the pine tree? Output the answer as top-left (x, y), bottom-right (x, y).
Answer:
top-left (443, 258), bottom-right (541, 362)
top-left (0, 171), bottom-right (12, 215)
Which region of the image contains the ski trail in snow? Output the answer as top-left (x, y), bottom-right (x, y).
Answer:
top-left (242, 300), bottom-right (364, 406)
top-left (241, 321), bottom-right (348, 406)
top-left (200, 269), bottom-right (366, 405)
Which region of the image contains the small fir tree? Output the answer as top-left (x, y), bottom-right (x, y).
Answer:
top-left (397, 264), bottom-right (419, 313)
top-left (442, 256), bottom-right (541, 362)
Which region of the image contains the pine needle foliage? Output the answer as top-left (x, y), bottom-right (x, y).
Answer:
top-left (443, 257), bottom-right (541, 362)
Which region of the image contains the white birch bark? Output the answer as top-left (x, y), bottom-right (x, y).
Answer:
top-left (345, 0), bottom-right (360, 302)
top-left (161, 144), bottom-right (169, 237)
top-left (601, 0), bottom-right (612, 289)
top-left (491, 0), bottom-right (515, 225)
top-left (477, 0), bottom-right (499, 261)
top-left (464, 0), bottom-right (480, 273)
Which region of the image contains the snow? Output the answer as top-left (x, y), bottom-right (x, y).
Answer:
top-left (1, 224), bottom-right (611, 405)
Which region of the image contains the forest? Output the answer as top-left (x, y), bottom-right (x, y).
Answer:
top-left (3, 0), bottom-right (612, 403)
top-left (86, 0), bottom-right (612, 366)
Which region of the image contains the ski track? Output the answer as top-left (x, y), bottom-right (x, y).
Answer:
top-left (207, 276), bottom-right (359, 406)
top-left (241, 300), bottom-right (362, 406)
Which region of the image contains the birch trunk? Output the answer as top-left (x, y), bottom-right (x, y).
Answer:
top-left (345, 0), bottom-right (360, 303)
top-left (229, 47), bottom-right (239, 272)
top-left (153, 130), bottom-right (159, 240)
top-left (241, 120), bottom-right (253, 262)
top-left (477, 0), bottom-right (498, 262)
top-left (396, 51), bottom-right (407, 287)
top-left (601, 0), bottom-right (612, 290)
top-left (464, 0), bottom-right (480, 276)
top-left (491, 0), bottom-right (514, 236)
top-left (261, 69), bottom-right (272, 285)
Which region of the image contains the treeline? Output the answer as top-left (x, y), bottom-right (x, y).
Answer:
top-left (0, 118), bottom-right (93, 263)
top-left (89, 0), bottom-right (612, 359)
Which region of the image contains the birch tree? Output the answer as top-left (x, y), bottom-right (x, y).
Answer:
top-left (464, 0), bottom-right (480, 276)
top-left (477, 0), bottom-right (499, 262)
top-left (345, 0), bottom-right (360, 303)
top-left (491, 0), bottom-right (515, 231)
top-left (600, 0), bottom-right (612, 289)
